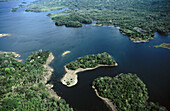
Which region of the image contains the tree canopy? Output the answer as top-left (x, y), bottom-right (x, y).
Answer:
top-left (0, 51), bottom-right (73, 111)
top-left (19, 0), bottom-right (170, 42)
top-left (66, 52), bottom-right (116, 70)
top-left (93, 73), bottom-right (167, 111)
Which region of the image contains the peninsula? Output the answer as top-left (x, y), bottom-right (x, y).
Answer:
top-left (61, 52), bottom-right (118, 87)
top-left (92, 73), bottom-right (167, 111)
top-left (154, 43), bottom-right (170, 49)
top-left (0, 50), bottom-right (73, 111)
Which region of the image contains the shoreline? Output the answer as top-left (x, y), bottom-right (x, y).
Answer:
top-left (43, 52), bottom-right (54, 84)
top-left (0, 51), bottom-right (21, 57)
top-left (129, 37), bottom-right (150, 43)
top-left (0, 51), bottom-right (22, 62)
top-left (61, 62), bottom-right (118, 87)
top-left (154, 43), bottom-right (170, 49)
top-left (92, 85), bottom-right (117, 111)
top-left (0, 51), bottom-right (60, 100)
top-left (92, 24), bottom-right (151, 43)
top-left (43, 52), bottom-right (61, 100)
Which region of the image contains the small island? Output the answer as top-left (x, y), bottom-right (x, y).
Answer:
top-left (0, 50), bottom-right (73, 111)
top-left (92, 73), bottom-right (167, 111)
top-left (62, 51), bottom-right (71, 56)
top-left (154, 43), bottom-right (170, 49)
top-left (0, 33), bottom-right (11, 38)
top-left (61, 52), bottom-right (118, 87)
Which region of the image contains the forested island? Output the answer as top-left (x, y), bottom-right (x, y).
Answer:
top-left (154, 43), bottom-right (170, 49)
top-left (0, 51), bottom-right (73, 111)
top-left (12, 0), bottom-right (170, 42)
top-left (92, 73), bottom-right (167, 111)
top-left (61, 52), bottom-right (118, 87)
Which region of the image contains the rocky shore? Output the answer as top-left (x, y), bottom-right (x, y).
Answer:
top-left (61, 63), bottom-right (118, 87)
top-left (43, 52), bottom-right (61, 100)
top-left (92, 85), bottom-right (117, 111)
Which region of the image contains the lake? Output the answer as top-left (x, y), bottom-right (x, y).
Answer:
top-left (0, 1), bottom-right (170, 110)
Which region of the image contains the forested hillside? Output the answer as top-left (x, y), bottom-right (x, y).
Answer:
top-left (0, 51), bottom-right (73, 111)
top-left (21, 0), bottom-right (170, 42)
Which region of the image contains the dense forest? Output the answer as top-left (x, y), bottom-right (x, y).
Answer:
top-left (51, 13), bottom-right (92, 27)
top-left (0, 51), bottom-right (73, 111)
top-left (93, 73), bottom-right (167, 111)
top-left (13, 0), bottom-right (170, 42)
top-left (66, 52), bottom-right (117, 70)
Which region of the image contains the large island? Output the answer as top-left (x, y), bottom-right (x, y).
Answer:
top-left (0, 50), bottom-right (73, 111)
top-left (92, 73), bottom-right (167, 111)
top-left (61, 52), bottom-right (118, 87)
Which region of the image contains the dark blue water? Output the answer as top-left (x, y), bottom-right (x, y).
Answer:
top-left (0, 1), bottom-right (170, 111)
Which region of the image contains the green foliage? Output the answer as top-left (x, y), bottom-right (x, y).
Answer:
top-left (22, 0), bottom-right (170, 41)
top-left (92, 73), bottom-right (167, 111)
top-left (66, 81), bottom-right (70, 85)
top-left (52, 12), bottom-right (92, 27)
top-left (0, 51), bottom-right (73, 111)
top-left (25, 1), bottom-right (65, 12)
top-left (65, 21), bottom-right (82, 27)
top-left (154, 43), bottom-right (170, 49)
top-left (66, 52), bottom-right (116, 70)
top-left (146, 102), bottom-right (167, 111)
top-left (11, 8), bottom-right (18, 12)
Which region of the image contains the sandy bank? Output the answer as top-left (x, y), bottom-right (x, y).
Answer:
top-left (92, 85), bottom-right (117, 111)
top-left (0, 51), bottom-right (22, 62)
top-left (133, 27), bottom-right (146, 32)
top-left (92, 24), bottom-right (102, 26)
top-left (42, 52), bottom-right (60, 100)
top-left (0, 33), bottom-right (12, 38)
top-left (0, 51), bottom-right (60, 99)
top-left (43, 52), bottom-right (54, 84)
top-left (0, 51), bottom-right (20, 57)
top-left (129, 37), bottom-right (150, 43)
top-left (62, 51), bottom-right (71, 56)
top-left (46, 84), bottom-right (61, 100)
top-left (61, 63), bottom-right (118, 87)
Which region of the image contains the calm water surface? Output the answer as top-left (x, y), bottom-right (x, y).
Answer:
top-left (0, 1), bottom-right (170, 110)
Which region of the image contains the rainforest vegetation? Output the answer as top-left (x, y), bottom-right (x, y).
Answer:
top-left (0, 51), bottom-right (73, 111)
top-left (14, 0), bottom-right (170, 42)
top-left (66, 52), bottom-right (116, 70)
top-left (51, 13), bottom-right (92, 27)
top-left (92, 73), bottom-right (167, 111)
top-left (154, 43), bottom-right (170, 49)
